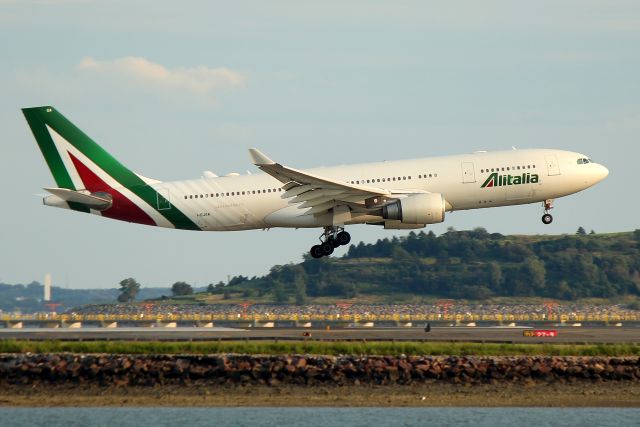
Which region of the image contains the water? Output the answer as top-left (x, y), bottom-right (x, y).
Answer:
top-left (1, 408), bottom-right (638, 427)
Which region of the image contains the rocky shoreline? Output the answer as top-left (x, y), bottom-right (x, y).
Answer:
top-left (1, 354), bottom-right (639, 387)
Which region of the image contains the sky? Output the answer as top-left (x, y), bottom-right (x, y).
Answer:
top-left (1, 1), bottom-right (638, 289)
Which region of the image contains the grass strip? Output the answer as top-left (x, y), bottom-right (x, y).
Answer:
top-left (0, 340), bottom-right (639, 356)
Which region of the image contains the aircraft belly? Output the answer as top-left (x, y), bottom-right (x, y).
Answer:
top-left (208, 204), bottom-right (263, 230)
top-left (264, 205), bottom-right (332, 228)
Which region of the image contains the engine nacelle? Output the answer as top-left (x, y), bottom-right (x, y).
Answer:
top-left (381, 193), bottom-right (446, 225)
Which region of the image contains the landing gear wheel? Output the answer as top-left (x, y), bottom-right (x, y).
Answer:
top-left (336, 231), bottom-right (351, 246)
top-left (328, 237), bottom-right (340, 248)
top-left (310, 245), bottom-right (324, 259)
top-left (321, 242), bottom-right (335, 256)
top-left (542, 213), bottom-right (553, 225)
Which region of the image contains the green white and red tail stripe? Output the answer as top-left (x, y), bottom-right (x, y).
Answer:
top-left (22, 106), bottom-right (199, 230)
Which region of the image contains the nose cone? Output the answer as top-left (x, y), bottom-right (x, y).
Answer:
top-left (595, 164), bottom-right (609, 182)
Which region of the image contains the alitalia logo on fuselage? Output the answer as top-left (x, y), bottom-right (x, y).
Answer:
top-left (481, 172), bottom-right (539, 188)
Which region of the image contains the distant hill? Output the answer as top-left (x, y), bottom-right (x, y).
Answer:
top-left (218, 228), bottom-right (640, 302)
top-left (0, 283), bottom-right (169, 314)
top-left (4, 229), bottom-right (640, 312)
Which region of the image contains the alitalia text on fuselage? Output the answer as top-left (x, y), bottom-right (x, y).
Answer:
top-left (481, 172), bottom-right (539, 188)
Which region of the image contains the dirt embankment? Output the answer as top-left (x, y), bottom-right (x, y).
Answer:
top-left (1, 354), bottom-right (639, 387)
top-left (1, 354), bottom-right (639, 407)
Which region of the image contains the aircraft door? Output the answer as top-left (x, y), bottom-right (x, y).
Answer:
top-left (545, 155), bottom-right (561, 176)
top-left (461, 162), bottom-right (476, 183)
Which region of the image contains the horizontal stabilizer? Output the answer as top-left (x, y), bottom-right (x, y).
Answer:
top-left (44, 187), bottom-right (112, 210)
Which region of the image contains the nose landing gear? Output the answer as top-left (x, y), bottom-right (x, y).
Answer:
top-left (541, 199), bottom-right (554, 225)
top-left (310, 226), bottom-right (351, 259)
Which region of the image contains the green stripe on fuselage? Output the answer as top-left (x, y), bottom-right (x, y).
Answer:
top-left (22, 106), bottom-right (199, 229)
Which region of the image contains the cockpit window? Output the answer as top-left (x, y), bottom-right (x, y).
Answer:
top-left (577, 158), bottom-right (592, 165)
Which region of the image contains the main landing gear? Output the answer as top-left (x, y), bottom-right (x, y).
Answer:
top-left (310, 226), bottom-right (351, 259)
top-left (541, 199), bottom-right (554, 225)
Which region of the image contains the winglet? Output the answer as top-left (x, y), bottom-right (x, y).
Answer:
top-left (248, 148), bottom-right (276, 166)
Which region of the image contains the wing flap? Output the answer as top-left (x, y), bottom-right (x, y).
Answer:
top-left (301, 201), bottom-right (338, 215)
top-left (282, 184), bottom-right (316, 199)
top-left (290, 189), bottom-right (345, 204)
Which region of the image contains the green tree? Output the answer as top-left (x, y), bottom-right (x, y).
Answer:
top-left (524, 256), bottom-right (546, 294)
top-left (117, 278), bottom-right (140, 303)
top-left (488, 261), bottom-right (503, 290)
top-left (293, 267), bottom-right (308, 305)
top-left (171, 281), bottom-right (193, 296)
top-left (272, 281), bottom-right (288, 303)
top-left (576, 226), bottom-right (587, 235)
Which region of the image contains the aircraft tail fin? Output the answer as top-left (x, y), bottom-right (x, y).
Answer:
top-left (22, 106), bottom-right (200, 229)
top-left (22, 106), bottom-right (157, 191)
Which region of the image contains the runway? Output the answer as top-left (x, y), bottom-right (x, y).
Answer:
top-left (0, 326), bottom-right (638, 344)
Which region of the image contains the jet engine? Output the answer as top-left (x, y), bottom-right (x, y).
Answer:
top-left (381, 193), bottom-right (446, 225)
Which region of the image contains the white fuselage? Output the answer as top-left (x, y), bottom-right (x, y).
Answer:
top-left (153, 149), bottom-right (608, 231)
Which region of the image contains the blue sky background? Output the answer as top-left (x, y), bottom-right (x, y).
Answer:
top-left (1, 1), bottom-right (638, 289)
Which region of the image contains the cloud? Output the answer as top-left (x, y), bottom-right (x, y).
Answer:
top-left (78, 56), bottom-right (245, 98)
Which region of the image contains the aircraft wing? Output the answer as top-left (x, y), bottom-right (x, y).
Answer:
top-left (249, 148), bottom-right (393, 216)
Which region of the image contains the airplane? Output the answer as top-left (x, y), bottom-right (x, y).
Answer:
top-left (23, 106), bottom-right (609, 259)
